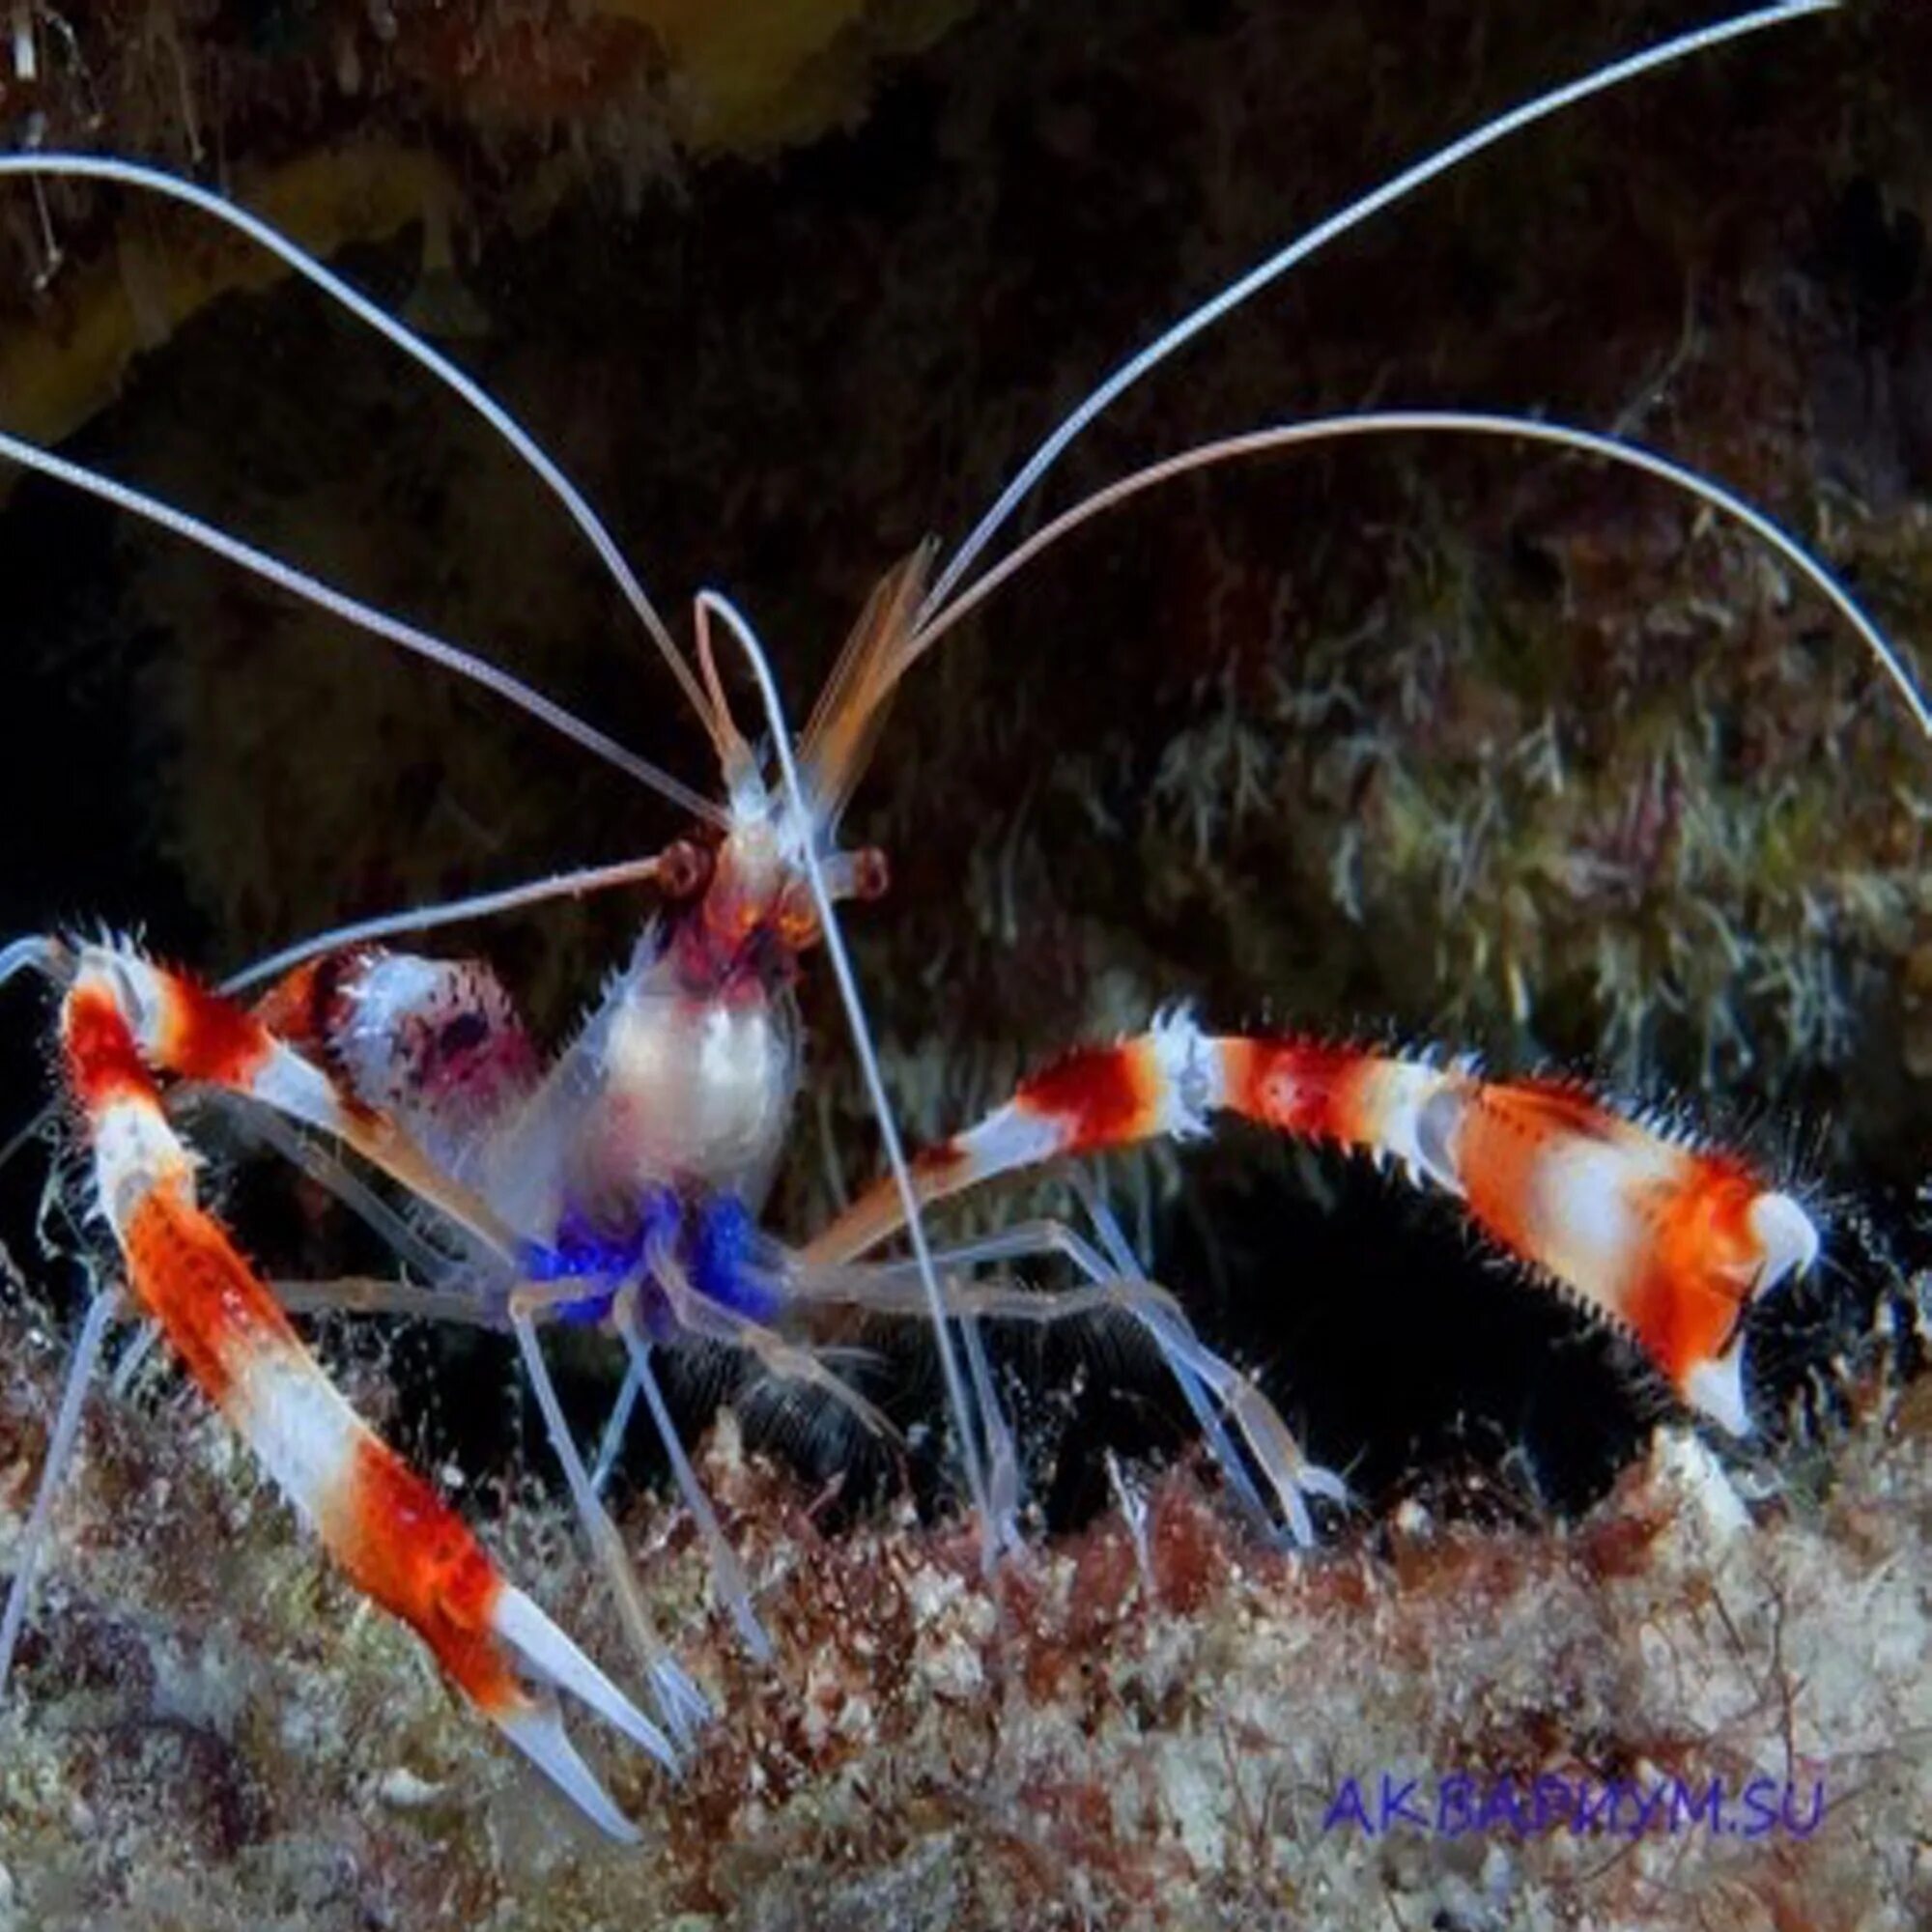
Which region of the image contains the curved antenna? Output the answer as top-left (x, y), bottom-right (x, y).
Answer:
top-left (922, 0), bottom-right (1839, 622)
top-left (907, 411), bottom-right (1929, 743)
top-left (692, 588), bottom-right (999, 1552)
top-left (0, 152), bottom-right (724, 740)
top-left (221, 854), bottom-right (681, 995)
top-left (0, 424), bottom-right (728, 823)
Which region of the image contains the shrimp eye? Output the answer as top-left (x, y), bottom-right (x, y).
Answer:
top-left (659, 839), bottom-right (713, 899)
top-left (820, 844), bottom-right (891, 904)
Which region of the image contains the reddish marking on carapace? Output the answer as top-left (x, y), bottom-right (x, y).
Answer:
top-left (1016, 1042), bottom-right (1157, 1153)
top-left (1220, 1037), bottom-right (1375, 1148)
top-left (60, 982), bottom-right (151, 1113)
top-left (120, 1184), bottom-right (304, 1412)
top-left (162, 971), bottom-right (275, 1088)
top-left (250, 951), bottom-right (360, 1060)
top-left (1623, 1158), bottom-right (1764, 1385)
top-left (326, 1436), bottom-right (521, 1717)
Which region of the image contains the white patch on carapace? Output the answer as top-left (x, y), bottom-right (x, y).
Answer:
top-left (467, 929), bottom-right (798, 1235)
top-left (592, 979), bottom-right (795, 1193)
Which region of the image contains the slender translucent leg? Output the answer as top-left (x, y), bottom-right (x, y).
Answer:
top-left (793, 1217), bottom-right (1342, 1546)
top-left (268, 1274), bottom-right (731, 1704)
top-left (589, 1361), bottom-right (643, 1495)
top-left (269, 1274), bottom-right (773, 1660)
top-left (128, 1267), bottom-right (495, 1391)
top-left (235, 1102), bottom-right (469, 1282)
top-left (1065, 1177), bottom-right (1290, 1535)
top-left (108, 1317), bottom-right (162, 1398)
top-left (958, 1317), bottom-right (1023, 1558)
top-left (611, 1297), bottom-right (772, 1662)
top-left (270, 1276), bottom-right (500, 1326)
top-left (505, 1294), bottom-right (711, 1747)
top-left (0, 1290), bottom-right (120, 1691)
top-left (645, 1234), bottom-right (900, 1450)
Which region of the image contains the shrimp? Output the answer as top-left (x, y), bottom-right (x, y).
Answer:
top-left (0, 0), bottom-right (1918, 1846)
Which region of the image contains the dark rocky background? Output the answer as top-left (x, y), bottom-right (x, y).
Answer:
top-left (0, 0), bottom-right (1927, 1539)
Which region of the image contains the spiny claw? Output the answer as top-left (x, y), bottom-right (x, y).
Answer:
top-left (490, 1583), bottom-right (681, 1772)
top-left (483, 1583), bottom-right (688, 1838)
top-left (491, 1690), bottom-right (643, 1844)
top-left (1747, 1191), bottom-right (1820, 1296)
top-left (1683, 1351), bottom-right (1753, 1439)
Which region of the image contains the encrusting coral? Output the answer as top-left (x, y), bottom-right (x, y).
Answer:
top-left (1, 1297), bottom-right (1927, 1929)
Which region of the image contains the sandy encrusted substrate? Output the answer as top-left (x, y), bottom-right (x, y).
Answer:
top-left (0, 1321), bottom-right (1926, 1932)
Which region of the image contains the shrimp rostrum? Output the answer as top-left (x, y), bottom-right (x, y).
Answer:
top-left (0, 0), bottom-right (1918, 1840)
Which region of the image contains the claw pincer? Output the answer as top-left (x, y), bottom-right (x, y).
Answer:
top-left (58, 955), bottom-right (672, 1836)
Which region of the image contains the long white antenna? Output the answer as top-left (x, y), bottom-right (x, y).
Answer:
top-left (908, 411), bottom-right (1930, 744)
top-left (0, 424), bottom-right (726, 821)
top-left (0, 152), bottom-right (719, 733)
top-left (221, 855), bottom-right (684, 995)
top-left (923, 0), bottom-right (1838, 622)
top-left (694, 589), bottom-right (1000, 1551)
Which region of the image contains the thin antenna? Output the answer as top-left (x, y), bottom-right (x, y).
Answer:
top-left (222, 855), bottom-right (680, 995)
top-left (0, 425), bottom-right (727, 822)
top-left (908, 412), bottom-right (1931, 744)
top-left (693, 588), bottom-right (1000, 1553)
top-left (0, 152), bottom-right (719, 732)
top-left (923, 0), bottom-right (1839, 621)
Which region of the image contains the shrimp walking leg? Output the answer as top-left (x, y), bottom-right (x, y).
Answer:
top-left (505, 1294), bottom-right (714, 1742)
top-left (268, 1269), bottom-right (772, 1674)
top-left (607, 1324), bottom-right (772, 1661)
top-left (0, 1290), bottom-right (121, 1690)
top-left (792, 1219), bottom-right (1344, 1544)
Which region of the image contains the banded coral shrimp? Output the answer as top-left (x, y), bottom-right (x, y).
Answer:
top-left (0, 0), bottom-right (1924, 1870)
